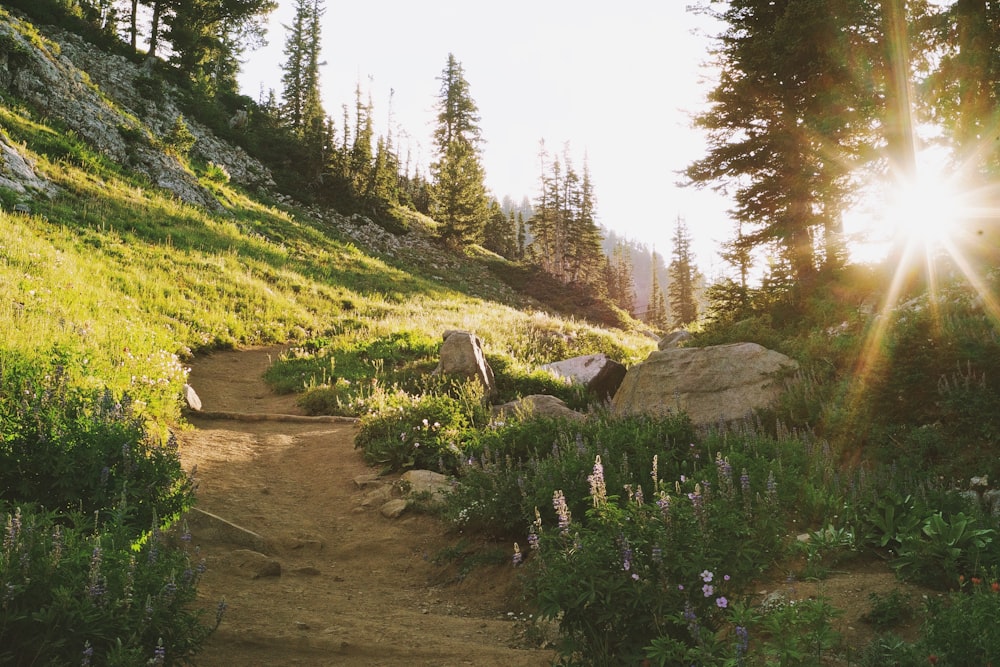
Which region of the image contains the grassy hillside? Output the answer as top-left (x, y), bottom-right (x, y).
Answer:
top-left (0, 80), bottom-right (652, 430)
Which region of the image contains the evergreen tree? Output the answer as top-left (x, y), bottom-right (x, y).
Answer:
top-left (350, 82), bottom-right (375, 192)
top-left (686, 0), bottom-right (886, 285)
top-left (646, 249), bottom-right (670, 331)
top-left (667, 216), bottom-right (699, 327)
top-left (430, 54), bottom-right (489, 248)
top-left (166, 0), bottom-right (276, 97)
top-left (563, 155), bottom-right (606, 285)
top-left (279, 0), bottom-right (324, 135)
top-left (528, 143), bottom-right (605, 287)
top-left (604, 240), bottom-right (637, 315)
top-left (432, 138), bottom-right (489, 247)
top-left (483, 203), bottom-right (517, 258)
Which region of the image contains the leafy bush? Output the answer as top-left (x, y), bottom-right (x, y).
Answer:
top-left (0, 360), bottom-right (213, 665)
top-left (919, 574), bottom-right (1000, 665)
top-left (0, 364), bottom-right (194, 537)
top-left (354, 390), bottom-right (479, 472)
top-left (444, 413), bottom-right (698, 538)
top-left (163, 115), bottom-right (196, 157)
top-left (526, 447), bottom-right (787, 664)
top-left (0, 504), bottom-right (220, 666)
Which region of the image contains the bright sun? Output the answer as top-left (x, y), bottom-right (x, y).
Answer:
top-left (884, 169), bottom-right (965, 249)
top-left (845, 146), bottom-right (973, 264)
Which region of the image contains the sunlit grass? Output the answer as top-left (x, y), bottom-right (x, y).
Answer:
top-left (0, 101), bottom-right (653, 429)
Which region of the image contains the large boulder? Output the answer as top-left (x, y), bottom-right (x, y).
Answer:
top-left (540, 353), bottom-right (627, 402)
top-left (610, 342), bottom-right (798, 426)
top-left (433, 330), bottom-right (496, 397)
top-left (492, 394), bottom-right (586, 422)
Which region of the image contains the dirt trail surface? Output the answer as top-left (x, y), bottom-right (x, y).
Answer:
top-left (177, 347), bottom-right (554, 666)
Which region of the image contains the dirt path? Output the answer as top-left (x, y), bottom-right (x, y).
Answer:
top-left (177, 347), bottom-right (554, 666)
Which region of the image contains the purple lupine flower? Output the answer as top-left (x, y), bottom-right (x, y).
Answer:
top-left (634, 485), bottom-right (644, 506)
top-left (151, 639), bottom-right (166, 665)
top-left (740, 468), bottom-right (751, 494)
top-left (736, 624), bottom-right (750, 658)
top-left (51, 524), bottom-right (63, 566)
top-left (588, 456), bottom-right (607, 507)
top-left (656, 491), bottom-right (671, 522)
top-left (766, 470), bottom-right (778, 503)
top-left (716, 453), bottom-right (735, 498)
top-left (683, 602), bottom-right (700, 640)
top-left (215, 598), bottom-right (228, 626)
top-left (81, 641), bottom-right (93, 667)
top-left (688, 484), bottom-right (708, 533)
top-left (621, 543), bottom-right (632, 572)
top-left (553, 490), bottom-right (571, 534)
top-left (87, 545), bottom-right (105, 602)
top-left (512, 542), bottom-right (523, 566)
top-left (4, 507), bottom-right (21, 555)
top-left (651, 545), bottom-right (663, 563)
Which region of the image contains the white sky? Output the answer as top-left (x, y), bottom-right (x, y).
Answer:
top-left (239, 1), bottom-right (734, 276)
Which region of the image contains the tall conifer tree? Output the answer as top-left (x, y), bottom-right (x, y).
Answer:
top-left (430, 54), bottom-right (488, 248)
top-left (667, 216), bottom-right (699, 327)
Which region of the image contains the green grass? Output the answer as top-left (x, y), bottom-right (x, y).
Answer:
top-left (0, 99), bottom-right (653, 429)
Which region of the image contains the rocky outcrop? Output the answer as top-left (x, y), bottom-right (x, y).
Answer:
top-left (610, 342), bottom-right (799, 426)
top-left (433, 330), bottom-right (497, 397)
top-left (0, 16), bottom-right (273, 209)
top-left (0, 134), bottom-right (58, 199)
top-left (541, 353), bottom-right (627, 402)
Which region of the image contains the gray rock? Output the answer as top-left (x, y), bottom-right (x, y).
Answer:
top-left (359, 484), bottom-right (393, 507)
top-left (231, 549), bottom-right (281, 579)
top-left (380, 499), bottom-right (408, 519)
top-left (492, 394), bottom-right (585, 422)
top-left (182, 384), bottom-right (202, 411)
top-left (658, 330), bottom-right (693, 350)
top-left (433, 330), bottom-right (496, 397)
top-left (541, 353), bottom-right (627, 402)
top-left (400, 469), bottom-right (451, 507)
top-left (611, 342), bottom-right (799, 426)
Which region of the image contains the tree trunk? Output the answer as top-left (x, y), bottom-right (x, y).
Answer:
top-left (148, 0), bottom-right (162, 59)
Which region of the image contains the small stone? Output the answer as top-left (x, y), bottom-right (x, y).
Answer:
top-left (380, 499), bottom-right (408, 519)
top-left (182, 384), bottom-right (202, 411)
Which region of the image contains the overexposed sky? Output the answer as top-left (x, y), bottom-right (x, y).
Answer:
top-left (239, 1), bottom-right (732, 275)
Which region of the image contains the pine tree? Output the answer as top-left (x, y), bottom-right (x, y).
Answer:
top-left (483, 203), bottom-right (517, 258)
top-left (604, 240), bottom-right (637, 315)
top-left (646, 249), bottom-right (669, 331)
top-left (430, 54), bottom-right (488, 248)
top-left (686, 0), bottom-right (885, 284)
top-left (279, 0), bottom-right (324, 135)
top-left (667, 216), bottom-right (699, 327)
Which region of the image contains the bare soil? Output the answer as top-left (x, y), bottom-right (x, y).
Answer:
top-left (177, 346), bottom-right (933, 666)
top-left (178, 346), bottom-right (553, 666)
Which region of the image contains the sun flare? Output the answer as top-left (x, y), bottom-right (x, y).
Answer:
top-left (884, 169), bottom-right (966, 250)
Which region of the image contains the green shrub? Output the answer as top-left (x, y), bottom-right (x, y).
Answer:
top-left (919, 574), bottom-right (1000, 665)
top-left (354, 391), bottom-right (476, 472)
top-left (527, 446), bottom-right (788, 665)
top-left (163, 115), bottom-right (196, 157)
top-left (0, 504), bottom-right (220, 666)
top-left (0, 364), bottom-right (194, 537)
